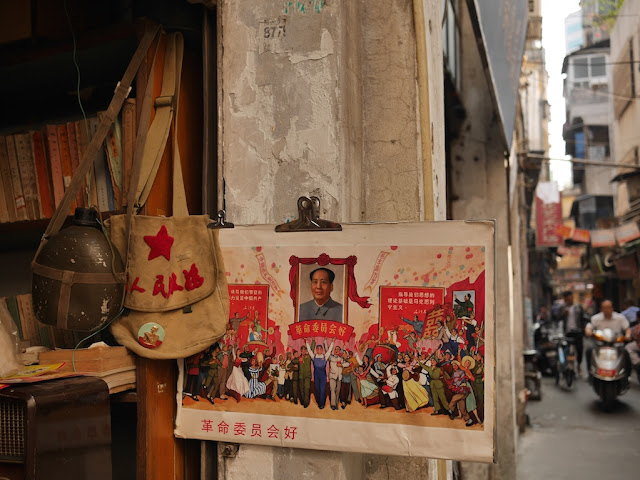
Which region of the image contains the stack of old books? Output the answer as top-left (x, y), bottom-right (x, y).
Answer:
top-left (38, 343), bottom-right (136, 394)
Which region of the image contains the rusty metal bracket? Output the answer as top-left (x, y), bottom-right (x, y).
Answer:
top-left (275, 196), bottom-right (342, 232)
top-left (221, 442), bottom-right (240, 458)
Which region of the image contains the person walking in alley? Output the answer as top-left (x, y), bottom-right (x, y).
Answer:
top-left (562, 291), bottom-right (585, 376)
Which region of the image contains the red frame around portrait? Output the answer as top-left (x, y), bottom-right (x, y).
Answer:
top-left (288, 253), bottom-right (371, 324)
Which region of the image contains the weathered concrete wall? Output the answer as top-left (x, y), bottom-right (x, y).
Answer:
top-left (219, 0), bottom-right (447, 479)
top-left (451, 3), bottom-right (518, 480)
top-left (221, 0), bottom-right (441, 226)
top-left (610, 0), bottom-right (640, 216)
top-left (221, 0), bottom-right (347, 224)
top-left (359, 0), bottom-right (422, 222)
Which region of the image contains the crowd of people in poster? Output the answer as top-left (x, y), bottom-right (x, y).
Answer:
top-left (183, 271), bottom-right (486, 429)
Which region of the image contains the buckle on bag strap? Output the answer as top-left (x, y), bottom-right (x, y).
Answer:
top-left (154, 95), bottom-right (174, 108)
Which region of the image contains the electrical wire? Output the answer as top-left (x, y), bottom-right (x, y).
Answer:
top-left (524, 152), bottom-right (640, 170)
top-left (63, 0), bottom-right (94, 208)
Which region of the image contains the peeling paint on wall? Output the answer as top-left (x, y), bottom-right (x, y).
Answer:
top-left (223, 1), bottom-right (342, 224)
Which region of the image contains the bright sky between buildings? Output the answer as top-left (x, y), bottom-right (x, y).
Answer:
top-left (541, 0), bottom-right (580, 191)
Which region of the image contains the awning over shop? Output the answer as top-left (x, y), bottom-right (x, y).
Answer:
top-left (610, 170), bottom-right (640, 183)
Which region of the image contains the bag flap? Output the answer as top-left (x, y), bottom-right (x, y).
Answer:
top-left (110, 214), bottom-right (218, 312)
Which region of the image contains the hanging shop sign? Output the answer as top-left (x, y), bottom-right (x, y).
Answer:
top-left (174, 221), bottom-right (496, 463)
top-left (571, 228), bottom-right (590, 243)
top-left (590, 229), bottom-right (617, 248)
top-left (555, 224), bottom-right (573, 238)
top-left (614, 222), bottom-right (640, 245)
top-left (535, 182), bottom-right (562, 247)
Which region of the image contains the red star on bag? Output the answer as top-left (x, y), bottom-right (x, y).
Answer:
top-left (144, 225), bottom-right (174, 261)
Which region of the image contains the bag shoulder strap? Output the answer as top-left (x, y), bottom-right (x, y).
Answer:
top-left (35, 23), bottom-right (162, 259)
top-left (127, 32), bottom-right (187, 217)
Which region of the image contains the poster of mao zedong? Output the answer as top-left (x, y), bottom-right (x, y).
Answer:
top-left (176, 221), bottom-right (496, 463)
top-left (297, 265), bottom-right (347, 323)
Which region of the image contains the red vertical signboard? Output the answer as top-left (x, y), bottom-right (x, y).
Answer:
top-left (535, 182), bottom-right (562, 247)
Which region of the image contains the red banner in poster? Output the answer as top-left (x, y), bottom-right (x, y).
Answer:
top-left (228, 284), bottom-right (270, 347)
top-left (379, 287), bottom-right (445, 350)
top-left (379, 286), bottom-right (445, 323)
top-left (288, 320), bottom-right (354, 342)
top-left (536, 195), bottom-right (562, 246)
top-left (424, 304), bottom-right (450, 338)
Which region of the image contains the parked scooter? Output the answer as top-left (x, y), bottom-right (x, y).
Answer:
top-left (588, 328), bottom-right (629, 411)
top-left (549, 333), bottom-right (576, 389)
top-left (523, 349), bottom-right (542, 400)
top-left (533, 320), bottom-right (559, 377)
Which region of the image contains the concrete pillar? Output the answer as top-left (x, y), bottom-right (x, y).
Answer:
top-left (218, 0), bottom-right (447, 478)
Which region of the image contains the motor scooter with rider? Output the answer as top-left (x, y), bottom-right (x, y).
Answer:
top-left (585, 300), bottom-right (632, 411)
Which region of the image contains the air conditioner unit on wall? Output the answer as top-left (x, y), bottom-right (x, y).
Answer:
top-left (0, 377), bottom-right (112, 480)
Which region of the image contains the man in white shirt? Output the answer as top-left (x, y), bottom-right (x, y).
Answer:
top-left (585, 299), bottom-right (632, 376)
top-left (585, 300), bottom-right (631, 338)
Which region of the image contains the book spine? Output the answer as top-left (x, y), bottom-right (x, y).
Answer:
top-left (104, 114), bottom-right (123, 209)
top-left (122, 98), bottom-right (136, 206)
top-left (57, 123), bottom-right (77, 214)
top-left (66, 121), bottom-right (85, 208)
top-left (14, 133), bottom-right (41, 219)
top-left (0, 170), bottom-right (9, 222)
top-left (31, 130), bottom-right (55, 219)
top-left (89, 117), bottom-right (111, 212)
top-left (17, 293), bottom-right (40, 347)
top-left (0, 137), bottom-right (18, 222)
top-left (5, 135), bottom-right (28, 220)
top-left (45, 124), bottom-right (65, 209)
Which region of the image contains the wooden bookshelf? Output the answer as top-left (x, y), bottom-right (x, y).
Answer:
top-left (0, 2), bottom-right (211, 479)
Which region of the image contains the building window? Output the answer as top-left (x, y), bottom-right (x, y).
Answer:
top-left (590, 55), bottom-right (606, 77)
top-left (575, 131), bottom-right (585, 159)
top-left (573, 57), bottom-right (589, 78)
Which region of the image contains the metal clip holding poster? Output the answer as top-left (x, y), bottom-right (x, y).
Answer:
top-left (275, 196), bottom-right (342, 232)
top-left (208, 210), bottom-right (235, 229)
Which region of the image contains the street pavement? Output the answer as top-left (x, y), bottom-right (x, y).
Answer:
top-left (517, 370), bottom-right (640, 480)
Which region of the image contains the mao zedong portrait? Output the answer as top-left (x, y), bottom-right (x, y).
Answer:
top-left (298, 267), bottom-right (343, 322)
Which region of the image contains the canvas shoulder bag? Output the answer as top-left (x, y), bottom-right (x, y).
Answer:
top-left (107, 32), bottom-right (229, 359)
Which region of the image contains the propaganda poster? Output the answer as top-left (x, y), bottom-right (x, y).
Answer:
top-left (175, 221), bottom-right (495, 462)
